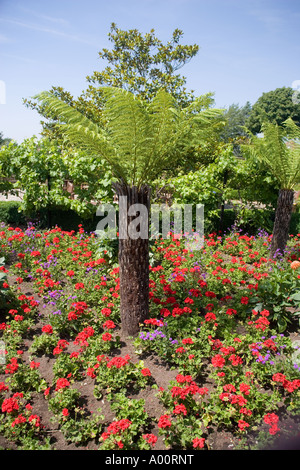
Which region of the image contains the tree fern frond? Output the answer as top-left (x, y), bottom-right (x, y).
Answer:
top-left (242, 120), bottom-right (300, 190)
top-left (34, 91), bottom-right (129, 182)
top-left (99, 87), bottom-right (153, 184)
top-left (35, 87), bottom-right (226, 188)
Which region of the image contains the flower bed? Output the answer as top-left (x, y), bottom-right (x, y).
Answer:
top-left (0, 224), bottom-right (300, 450)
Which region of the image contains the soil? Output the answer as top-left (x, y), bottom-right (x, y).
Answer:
top-left (1, 273), bottom-right (300, 452)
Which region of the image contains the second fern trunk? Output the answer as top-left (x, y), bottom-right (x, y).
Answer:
top-left (270, 189), bottom-right (294, 257)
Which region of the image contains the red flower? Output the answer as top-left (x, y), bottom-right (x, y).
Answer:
top-left (211, 354), bottom-right (225, 368)
top-left (30, 250), bottom-right (41, 257)
top-left (141, 368), bottom-right (151, 377)
top-left (0, 382), bottom-right (9, 392)
top-left (182, 337), bottom-right (193, 345)
top-left (205, 312), bottom-right (216, 322)
top-left (68, 311), bottom-right (78, 321)
top-left (176, 374), bottom-right (193, 383)
top-left (2, 397), bottom-right (19, 413)
top-left (30, 360), bottom-right (40, 369)
top-left (55, 378), bottom-right (70, 391)
top-left (28, 414), bottom-right (42, 428)
top-left (239, 383), bottom-right (251, 395)
top-left (143, 433), bottom-right (157, 447)
top-left (102, 332), bottom-right (112, 341)
top-left (101, 307), bottom-right (112, 317)
top-left (75, 282), bottom-right (84, 289)
top-left (226, 308), bottom-right (237, 316)
top-left (106, 418), bottom-right (132, 435)
top-left (102, 320), bottom-right (116, 330)
top-left (173, 404), bottom-right (187, 415)
top-left (240, 296), bottom-right (249, 305)
top-left (192, 437), bottom-right (205, 449)
top-left (269, 424), bottom-right (280, 435)
top-left (264, 413), bottom-right (279, 425)
top-left (205, 291), bottom-right (216, 298)
top-left (5, 357), bottom-right (18, 374)
top-left (42, 324), bottom-right (53, 334)
top-left (107, 355), bottom-right (130, 369)
top-left (158, 414), bottom-right (172, 429)
top-left (238, 419), bottom-right (250, 431)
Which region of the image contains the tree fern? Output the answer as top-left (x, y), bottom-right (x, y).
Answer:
top-left (34, 86), bottom-right (224, 336)
top-left (35, 87), bottom-right (224, 188)
top-left (244, 120), bottom-right (300, 190)
top-left (243, 119), bottom-right (300, 256)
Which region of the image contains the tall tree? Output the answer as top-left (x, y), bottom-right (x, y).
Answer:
top-left (245, 118), bottom-right (300, 257)
top-left (85, 23), bottom-right (199, 107)
top-left (34, 87), bottom-right (223, 336)
top-left (24, 24), bottom-right (200, 139)
top-left (221, 102), bottom-right (252, 143)
top-left (246, 87), bottom-right (300, 135)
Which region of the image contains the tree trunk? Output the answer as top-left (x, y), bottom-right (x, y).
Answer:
top-left (270, 189), bottom-right (294, 257)
top-left (113, 182), bottom-right (151, 337)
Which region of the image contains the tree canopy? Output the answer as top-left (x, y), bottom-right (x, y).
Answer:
top-left (246, 87), bottom-right (300, 134)
top-left (85, 23), bottom-right (199, 107)
top-left (24, 24), bottom-right (200, 140)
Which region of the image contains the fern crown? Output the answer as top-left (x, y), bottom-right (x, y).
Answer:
top-left (34, 87), bottom-right (224, 188)
top-left (244, 118), bottom-right (300, 190)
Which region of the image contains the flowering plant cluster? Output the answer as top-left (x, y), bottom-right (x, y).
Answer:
top-left (0, 223), bottom-right (300, 449)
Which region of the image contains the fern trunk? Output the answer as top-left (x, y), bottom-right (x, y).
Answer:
top-left (270, 189), bottom-right (294, 257)
top-left (113, 182), bottom-right (151, 336)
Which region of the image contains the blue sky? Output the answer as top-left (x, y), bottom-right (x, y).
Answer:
top-left (0, 0), bottom-right (299, 143)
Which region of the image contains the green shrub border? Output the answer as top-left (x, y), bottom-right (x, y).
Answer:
top-left (0, 200), bottom-right (299, 236)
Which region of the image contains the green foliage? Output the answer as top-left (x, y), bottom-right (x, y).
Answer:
top-left (0, 201), bottom-right (26, 226)
top-left (29, 332), bottom-right (60, 356)
top-left (58, 409), bottom-right (105, 445)
top-left (0, 131), bottom-right (11, 148)
top-left (290, 209), bottom-right (300, 235)
top-left (24, 24), bottom-right (200, 142)
top-left (6, 362), bottom-right (48, 393)
top-left (34, 87), bottom-right (224, 189)
top-left (86, 23), bottom-right (199, 107)
top-left (221, 102), bottom-right (252, 147)
top-left (47, 387), bottom-right (82, 415)
top-left (167, 145), bottom-right (279, 233)
top-left (108, 392), bottom-right (150, 434)
top-left (246, 87), bottom-right (300, 134)
top-left (249, 263), bottom-right (300, 332)
top-left (244, 119), bottom-right (300, 191)
top-left (0, 136), bottom-right (114, 220)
